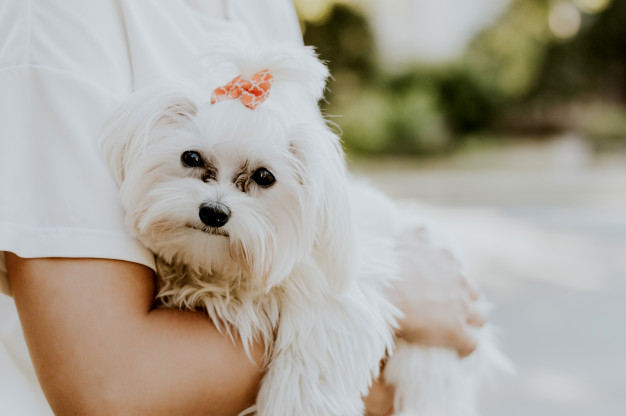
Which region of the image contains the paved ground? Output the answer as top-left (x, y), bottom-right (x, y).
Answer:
top-left (350, 135), bottom-right (626, 416)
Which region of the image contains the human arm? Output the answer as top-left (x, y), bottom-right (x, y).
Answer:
top-left (6, 253), bottom-right (264, 416)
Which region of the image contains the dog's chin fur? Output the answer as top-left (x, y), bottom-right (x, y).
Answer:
top-left (102, 40), bottom-right (510, 416)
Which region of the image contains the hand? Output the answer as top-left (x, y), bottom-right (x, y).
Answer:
top-left (364, 375), bottom-right (395, 416)
top-left (364, 224), bottom-right (487, 415)
top-left (388, 225), bottom-right (487, 357)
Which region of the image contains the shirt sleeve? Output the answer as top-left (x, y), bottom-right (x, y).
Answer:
top-left (0, 65), bottom-right (156, 296)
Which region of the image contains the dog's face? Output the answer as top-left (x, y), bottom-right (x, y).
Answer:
top-left (120, 101), bottom-right (322, 289)
top-left (102, 42), bottom-right (355, 292)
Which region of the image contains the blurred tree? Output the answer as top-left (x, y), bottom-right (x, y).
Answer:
top-left (299, 0), bottom-right (625, 154)
top-left (535, 0), bottom-right (626, 147)
top-left (464, 0), bottom-right (551, 100)
top-left (433, 69), bottom-right (498, 134)
top-left (478, 0), bottom-right (626, 145)
top-left (304, 5), bottom-right (452, 154)
top-left (535, 0), bottom-right (626, 101)
top-left (302, 5), bottom-right (376, 90)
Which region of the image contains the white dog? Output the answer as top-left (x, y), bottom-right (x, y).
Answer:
top-left (101, 41), bottom-right (509, 416)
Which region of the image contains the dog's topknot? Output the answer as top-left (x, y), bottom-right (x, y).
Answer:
top-left (201, 37), bottom-right (330, 106)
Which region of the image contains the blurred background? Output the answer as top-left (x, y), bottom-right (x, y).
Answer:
top-left (294, 0), bottom-right (626, 415)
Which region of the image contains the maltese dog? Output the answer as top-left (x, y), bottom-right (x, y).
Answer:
top-left (101, 40), bottom-right (510, 416)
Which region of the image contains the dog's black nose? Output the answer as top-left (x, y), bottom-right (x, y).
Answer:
top-left (199, 202), bottom-right (231, 228)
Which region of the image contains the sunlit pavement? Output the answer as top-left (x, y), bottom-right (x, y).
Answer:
top-left (351, 136), bottom-right (626, 416)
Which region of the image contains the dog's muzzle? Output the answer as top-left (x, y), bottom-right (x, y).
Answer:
top-left (199, 202), bottom-right (231, 228)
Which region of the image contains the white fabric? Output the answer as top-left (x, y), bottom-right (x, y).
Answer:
top-left (0, 0), bottom-right (301, 413)
top-left (0, 0), bottom-right (301, 294)
top-left (0, 293), bottom-right (53, 416)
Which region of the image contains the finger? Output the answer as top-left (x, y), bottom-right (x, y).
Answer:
top-left (468, 287), bottom-right (480, 301)
top-left (442, 249), bottom-right (462, 267)
top-left (448, 322), bottom-right (478, 358)
top-left (364, 377), bottom-right (395, 416)
top-left (460, 275), bottom-right (481, 301)
top-left (457, 334), bottom-right (478, 358)
top-left (413, 226), bottom-right (429, 243)
top-left (466, 306), bottom-right (487, 328)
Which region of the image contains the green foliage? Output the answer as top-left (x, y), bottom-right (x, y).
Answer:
top-left (533, 0), bottom-right (626, 100)
top-left (327, 77), bottom-right (451, 155)
top-left (302, 0), bottom-right (626, 155)
top-left (464, 0), bottom-right (551, 99)
top-left (435, 69), bottom-right (499, 133)
top-left (303, 5), bottom-right (377, 88)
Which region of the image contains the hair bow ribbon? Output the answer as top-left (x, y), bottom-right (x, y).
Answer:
top-left (210, 70), bottom-right (274, 110)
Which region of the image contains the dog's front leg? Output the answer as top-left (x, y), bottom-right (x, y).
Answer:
top-left (253, 280), bottom-right (396, 416)
top-left (255, 294), bottom-right (390, 416)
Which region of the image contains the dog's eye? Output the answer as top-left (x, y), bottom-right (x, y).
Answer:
top-left (181, 151), bottom-right (205, 168)
top-left (251, 168), bottom-right (275, 188)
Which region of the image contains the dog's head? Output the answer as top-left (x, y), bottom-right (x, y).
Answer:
top-left (101, 42), bottom-right (354, 292)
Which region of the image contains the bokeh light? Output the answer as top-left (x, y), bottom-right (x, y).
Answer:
top-left (549, 1), bottom-right (582, 40)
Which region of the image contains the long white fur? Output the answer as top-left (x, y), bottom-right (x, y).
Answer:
top-left (101, 40), bottom-right (509, 416)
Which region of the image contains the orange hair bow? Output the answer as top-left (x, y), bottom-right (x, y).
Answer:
top-left (210, 70), bottom-right (274, 110)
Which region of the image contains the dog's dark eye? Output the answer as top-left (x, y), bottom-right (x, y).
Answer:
top-left (251, 168), bottom-right (275, 188)
top-left (181, 151), bottom-right (205, 168)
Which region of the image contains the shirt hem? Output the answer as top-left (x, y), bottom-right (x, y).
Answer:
top-left (0, 223), bottom-right (156, 296)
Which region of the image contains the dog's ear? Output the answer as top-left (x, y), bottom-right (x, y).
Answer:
top-left (288, 123), bottom-right (355, 294)
top-left (100, 85), bottom-right (199, 185)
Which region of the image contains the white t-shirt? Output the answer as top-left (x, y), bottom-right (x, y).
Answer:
top-left (0, 0), bottom-right (302, 295)
top-left (0, 1), bottom-right (301, 413)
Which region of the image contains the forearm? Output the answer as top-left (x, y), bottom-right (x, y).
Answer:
top-left (44, 312), bottom-right (262, 416)
top-left (7, 254), bottom-right (263, 416)
top-left (129, 308), bottom-right (264, 416)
